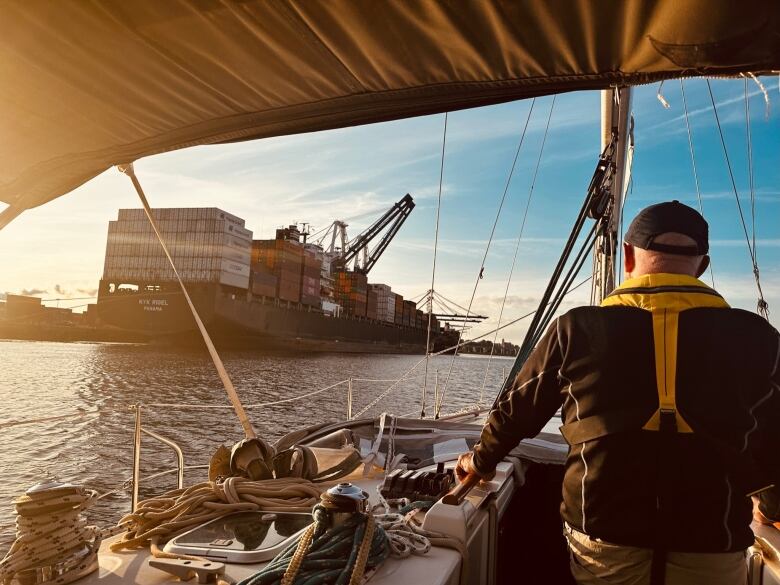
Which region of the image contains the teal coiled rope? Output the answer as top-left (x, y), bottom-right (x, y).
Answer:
top-left (238, 506), bottom-right (390, 585)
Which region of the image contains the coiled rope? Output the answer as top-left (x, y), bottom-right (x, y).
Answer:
top-left (239, 505), bottom-right (389, 585)
top-left (372, 490), bottom-right (468, 582)
top-left (111, 477), bottom-right (321, 552)
top-left (0, 486), bottom-right (101, 585)
top-left (374, 493), bottom-right (464, 556)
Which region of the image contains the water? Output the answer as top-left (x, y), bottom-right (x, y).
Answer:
top-left (0, 340), bottom-right (512, 547)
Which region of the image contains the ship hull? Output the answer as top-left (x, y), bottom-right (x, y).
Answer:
top-left (96, 281), bottom-right (427, 353)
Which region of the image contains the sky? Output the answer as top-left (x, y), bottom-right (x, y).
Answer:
top-left (1, 77), bottom-right (778, 343)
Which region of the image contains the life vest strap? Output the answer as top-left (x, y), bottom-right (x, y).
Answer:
top-left (559, 406), bottom-right (651, 444)
top-left (642, 309), bottom-right (693, 433)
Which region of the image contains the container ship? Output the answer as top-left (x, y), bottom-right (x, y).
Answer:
top-left (96, 197), bottom-right (440, 352)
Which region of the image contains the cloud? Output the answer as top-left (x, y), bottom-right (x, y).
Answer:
top-left (627, 188), bottom-right (780, 205)
top-left (20, 288), bottom-right (47, 296)
top-left (54, 284), bottom-right (67, 295)
top-left (392, 236), bottom-right (566, 259)
top-left (76, 288), bottom-right (98, 297)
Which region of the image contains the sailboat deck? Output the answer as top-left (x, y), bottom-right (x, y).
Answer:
top-left (87, 459), bottom-right (519, 585)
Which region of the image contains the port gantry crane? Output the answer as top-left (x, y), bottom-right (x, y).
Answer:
top-left (414, 289), bottom-right (488, 328)
top-left (314, 193), bottom-right (415, 274)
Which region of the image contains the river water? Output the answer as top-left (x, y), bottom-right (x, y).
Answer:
top-left (0, 339), bottom-right (512, 547)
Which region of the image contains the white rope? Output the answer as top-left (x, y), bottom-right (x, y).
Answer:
top-left (422, 112), bottom-right (448, 419)
top-left (0, 409), bottom-right (91, 430)
top-left (118, 163), bottom-right (257, 438)
top-left (0, 486), bottom-right (101, 585)
top-left (354, 377), bottom-right (423, 383)
top-left (146, 379), bottom-right (349, 409)
top-left (656, 80), bottom-right (671, 109)
top-left (745, 73), bottom-right (771, 119)
top-left (111, 477), bottom-right (321, 555)
top-left (438, 96), bottom-right (554, 417)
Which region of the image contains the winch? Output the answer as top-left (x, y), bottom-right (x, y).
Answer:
top-left (238, 482), bottom-right (389, 585)
top-left (318, 482), bottom-right (370, 527)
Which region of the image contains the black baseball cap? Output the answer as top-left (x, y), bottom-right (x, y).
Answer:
top-left (624, 200), bottom-right (708, 256)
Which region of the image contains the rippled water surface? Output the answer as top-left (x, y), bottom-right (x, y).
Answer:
top-left (0, 340), bottom-right (512, 547)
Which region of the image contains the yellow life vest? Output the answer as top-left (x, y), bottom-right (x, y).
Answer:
top-left (602, 273), bottom-right (729, 433)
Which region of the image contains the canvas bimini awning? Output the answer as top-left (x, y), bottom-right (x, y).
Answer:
top-left (1, 0), bottom-right (779, 219)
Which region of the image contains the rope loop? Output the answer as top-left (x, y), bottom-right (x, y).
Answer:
top-left (0, 486), bottom-right (102, 585)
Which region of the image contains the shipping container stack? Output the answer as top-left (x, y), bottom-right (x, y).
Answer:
top-left (300, 247), bottom-right (322, 307)
top-left (394, 294), bottom-right (404, 325)
top-left (403, 300), bottom-right (416, 327)
top-left (103, 208), bottom-right (252, 289)
top-left (334, 270), bottom-right (368, 316)
top-left (366, 289), bottom-right (378, 321)
top-left (369, 284), bottom-right (395, 324)
top-left (251, 238), bottom-right (304, 303)
top-left (319, 251), bottom-right (338, 303)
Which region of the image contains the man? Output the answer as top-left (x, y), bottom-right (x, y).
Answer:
top-left (456, 201), bottom-right (780, 584)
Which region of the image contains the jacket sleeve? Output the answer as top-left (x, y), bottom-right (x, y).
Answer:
top-left (756, 329), bottom-right (780, 521)
top-left (472, 319), bottom-right (565, 475)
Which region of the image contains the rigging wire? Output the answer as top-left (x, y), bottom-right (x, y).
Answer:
top-left (497, 129), bottom-right (621, 405)
top-left (476, 100), bottom-right (553, 405)
top-left (527, 220), bottom-right (599, 351)
top-left (421, 112), bottom-right (448, 418)
top-left (437, 96), bottom-right (553, 418)
top-left (705, 80), bottom-right (768, 318)
top-left (744, 77), bottom-right (757, 271)
top-left (351, 274), bottom-right (592, 420)
top-left (492, 221), bottom-right (598, 409)
top-left (117, 163), bottom-right (258, 440)
top-left (679, 79), bottom-right (715, 288)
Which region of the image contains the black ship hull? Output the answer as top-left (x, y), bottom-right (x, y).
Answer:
top-left (96, 281), bottom-right (428, 353)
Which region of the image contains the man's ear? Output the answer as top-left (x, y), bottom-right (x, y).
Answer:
top-left (695, 255), bottom-right (710, 278)
top-left (623, 242), bottom-right (635, 276)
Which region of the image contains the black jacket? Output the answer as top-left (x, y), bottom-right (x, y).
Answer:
top-left (473, 274), bottom-right (780, 552)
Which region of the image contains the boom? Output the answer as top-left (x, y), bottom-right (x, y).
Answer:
top-left (336, 194), bottom-right (415, 274)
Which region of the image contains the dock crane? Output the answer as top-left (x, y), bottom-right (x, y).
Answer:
top-left (315, 194), bottom-right (415, 274)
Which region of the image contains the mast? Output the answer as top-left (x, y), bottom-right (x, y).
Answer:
top-left (591, 87), bottom-right (633, 303)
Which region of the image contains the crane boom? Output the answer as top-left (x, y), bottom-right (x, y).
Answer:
top-left (336, 194), bottom-right (415, 274)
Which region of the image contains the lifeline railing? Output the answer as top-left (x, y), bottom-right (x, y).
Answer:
top-left (125, 377), bottom-right (444, 511)
top-left (127, 372), bottom-right (481, 511)
top-left (2, 369), bottom-right (502, 513)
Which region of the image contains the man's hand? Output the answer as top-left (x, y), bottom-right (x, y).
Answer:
top-left (753, 496), bottom-right (776, 525)
top-left (455, 451), bottom-right (495, 482)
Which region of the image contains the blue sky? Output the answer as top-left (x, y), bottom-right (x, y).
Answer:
top-left (1, 77), bottom-right (778, 342)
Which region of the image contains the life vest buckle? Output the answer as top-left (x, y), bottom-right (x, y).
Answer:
top-left (658, 409), bottom-right (677, 433)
